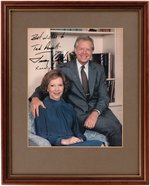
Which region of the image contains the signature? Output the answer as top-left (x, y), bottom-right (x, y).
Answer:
top-left (29, 55), bottom-right (50, 70)
top-left (29, 31), bottom-right (67, 70)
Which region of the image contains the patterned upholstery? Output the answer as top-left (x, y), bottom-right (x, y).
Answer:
top-left (84, 130), bottom-right (108, 146)
top-left (28, 111), bottom-right (51, 146)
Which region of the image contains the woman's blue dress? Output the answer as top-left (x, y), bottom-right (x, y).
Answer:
top-left (35, 96), bottom-right (103, 146)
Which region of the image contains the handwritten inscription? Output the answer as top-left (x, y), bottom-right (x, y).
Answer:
top-left (29, 30), bottom-right (66, 70)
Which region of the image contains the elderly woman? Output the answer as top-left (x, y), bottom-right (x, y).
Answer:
top-left (34, 70), bottom-right (104, 146)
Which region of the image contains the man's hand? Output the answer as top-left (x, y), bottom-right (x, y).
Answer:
top-left (84, 111), bottom-right (99, 129)
top-left (61, 137), bottom-right (83, 145)
top-left (30, 97), bottom-right (46, 118)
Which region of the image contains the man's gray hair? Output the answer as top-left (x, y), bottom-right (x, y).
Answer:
top-left (74, 36), bottom-right (94, 50)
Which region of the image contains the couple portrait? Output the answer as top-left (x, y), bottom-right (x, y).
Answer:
top-left (28, 28), bottom-right (123, 147)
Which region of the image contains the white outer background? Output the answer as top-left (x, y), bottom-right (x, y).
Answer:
top-left (0, 0), bottom-right (149, 186)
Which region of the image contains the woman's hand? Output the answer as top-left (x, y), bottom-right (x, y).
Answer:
top-left (30, 97), bottom-right (46, 117)
top-left (61, 137), bottom-right (83, 145)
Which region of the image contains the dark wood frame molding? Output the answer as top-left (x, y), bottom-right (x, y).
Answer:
top-left (1, 1), bottom-right (149, 185)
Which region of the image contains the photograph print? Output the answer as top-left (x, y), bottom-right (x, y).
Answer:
top-left (28, 28), bottom-right (123, 147)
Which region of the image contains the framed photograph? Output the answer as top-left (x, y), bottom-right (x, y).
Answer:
top-left (1, 1), bottom-right (149, 185)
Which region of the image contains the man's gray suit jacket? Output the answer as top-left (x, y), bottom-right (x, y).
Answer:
top-left (58, 60), bottom-right (110, 119)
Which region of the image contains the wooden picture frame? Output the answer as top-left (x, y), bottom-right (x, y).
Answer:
top-left (1, 1), bottom-right (149, 185)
